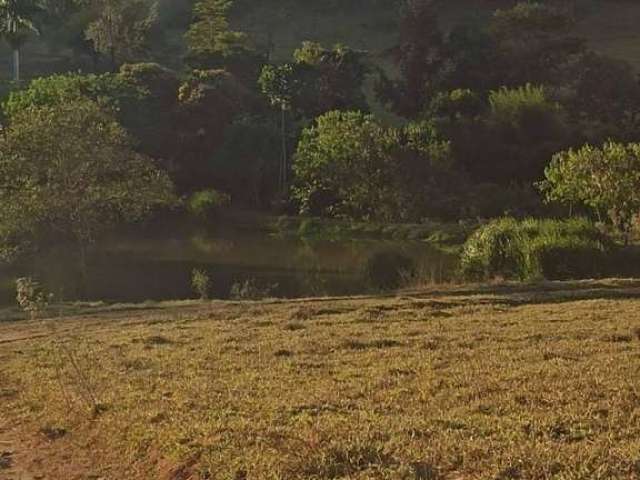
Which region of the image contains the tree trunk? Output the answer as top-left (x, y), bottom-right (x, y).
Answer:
top-left (12, 48), bottom-right (20, 84)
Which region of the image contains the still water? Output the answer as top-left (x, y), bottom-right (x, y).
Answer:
top-left (0, 225), bottom-right (457, 306)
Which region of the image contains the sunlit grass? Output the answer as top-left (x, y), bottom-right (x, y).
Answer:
top-left (2, 280), bottom-right (640, 478)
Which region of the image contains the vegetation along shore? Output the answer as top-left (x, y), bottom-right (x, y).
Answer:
top-left (2, 0), bottom-right (640, 478)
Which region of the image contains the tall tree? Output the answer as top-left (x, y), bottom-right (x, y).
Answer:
top-left (539, 142), bottom-right (640, 241)
top-left (488, 2), bottom-right (585, 88)
top-left (185, 0), bottom-right (251, 56)
top-left (259, 42), bottom-right (369, 192)
top-left (438, 84), bottom-right (570, 185)
top-left (0, 97), bottom-right (175, 274)
top-left (293, 110), bottom-right (454, 221)
top-left (85, 0), bottom-right (157, 69)
top-left (379, 0), bottom-right (444, 118)
top-left (0, 0), bottom-right (41, 83)
top-left (184, 0), bottom-right (259, 82)
top-left (176, 69), bottom-right (250, 191)
top-left (258, 63), bottom-right (295, 193)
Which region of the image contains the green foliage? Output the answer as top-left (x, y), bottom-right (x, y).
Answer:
top-left (260, 42), bottom-right (369, 119)
top-left (2, 67), bottom-right (251, 198)
top-left (442, 84), bottom-right (570, 184)
top-left (0, 97), bottom-right (175, 260)
top-left (364, 250), bottom-right (415, 290)
top-left (381, 1), bottom-right (584, 118)
top-left (460, 218), bottom-right (610, 281)
top-left (293, 42), bottom-right (369, 117)
top-left (427, 89), bottom-right (484, 120)
top-left (85, 0), bottom-right (158, 66)
top-left (117, 62), bottom-right (179, 96)
top-left (184, 0), bottom-right (259, 81)
top-left (114, 63), bottom-right (181, 160)
top-left (187, 189), bottom-right (231, 220)
top-left (382, 0), bottom-right (444, 116)
top-left (2, 72), bottom-right (132, 118)
top-left (213, 116), bottom-right (281, 209)
top-left (176, 69), bottom-right (250, 189)
top-left (2, 66), bottom-right (182, 174)
top-left (185, 0), bottom-right (248, 57)
top-left (293, 110), bottom-right (391, 219)
top-left (293, 110), bottom-right (454, 221)
top-left (191, 268), bottom-right (211, 300)
top-left (539, 142), bottom-right (640, 238)
top-left (490, 2), bottom-right (573, 40)
top-left (259, 63), bottom-right (297, 110)
top-left (460, 218), bottom-right (526, 281)
top-left (560, 52), bottom-right (640, 144)
top-left (487, 2), bottom-right (585, 88)
top-left (488, 84), bottom-right (551, 125)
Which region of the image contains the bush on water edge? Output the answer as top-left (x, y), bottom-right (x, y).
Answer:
top-left (460, 218), bottom-right (619, 281)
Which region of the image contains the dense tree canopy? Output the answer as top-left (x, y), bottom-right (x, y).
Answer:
top-left (0, 98), bottom-right (175, 262)
top-left (539, 142), bottom-right (640, 238)
top-left (260, 42), bottom-right (369, 119)
top-left (293, 110), bottom-right (455, 221)
top-left (1, 0), bottom-right (639, 232)
top-left (85, 0), bottom-right (158, 68)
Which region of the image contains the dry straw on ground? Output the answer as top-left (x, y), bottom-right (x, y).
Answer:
top-left (1, 280), bottom-right (640, 479)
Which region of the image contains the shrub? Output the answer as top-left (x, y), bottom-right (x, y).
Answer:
top-left (187, 190), bottom-right (231, 220)
top-left (229, 278), bottom-right (277, 300)
top-left (191, 268), bottom-right (211, 300)
top-left (365, 251), bottom-right (416, 290)
top-left (460, 218), bottom-right (527, 280)
top-left (460, 218), bottom-right (610, 281)
top-left (16, 277), bottom-right (53, 319)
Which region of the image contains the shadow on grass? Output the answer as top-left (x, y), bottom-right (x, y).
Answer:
top-left (1, 279), bottom-right (640, 324)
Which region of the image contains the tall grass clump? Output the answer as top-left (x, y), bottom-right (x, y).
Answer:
top-left (191, 268), bottom-right (212, 300)
top-left (460, 218), bottom-right (611, 281)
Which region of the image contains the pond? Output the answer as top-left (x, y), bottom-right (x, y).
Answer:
top-left (0, 223), bottom-right (459, 306)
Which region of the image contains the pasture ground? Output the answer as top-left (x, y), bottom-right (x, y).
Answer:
top-left (2, 280), bottom-right (640, 479)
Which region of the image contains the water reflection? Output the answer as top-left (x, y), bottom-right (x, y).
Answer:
top-left (0, 227), bottom-right (457, 305)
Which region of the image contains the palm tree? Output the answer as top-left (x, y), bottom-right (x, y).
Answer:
top-left (0, 0), bottom-right (40, 83)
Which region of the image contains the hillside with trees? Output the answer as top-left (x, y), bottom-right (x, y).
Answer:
top-left (1, 0), bottom-right (640, 290)
top-left (4, 2), bottom-right (640, 478)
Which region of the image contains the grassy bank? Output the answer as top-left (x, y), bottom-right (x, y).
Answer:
top-left (2, 280), bottom-right (640, 478)
top-left (269, 215), bottom-right (475, 247)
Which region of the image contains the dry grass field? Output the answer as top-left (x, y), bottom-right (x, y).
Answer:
top-left (2, 280), bottom-right (640, 479)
